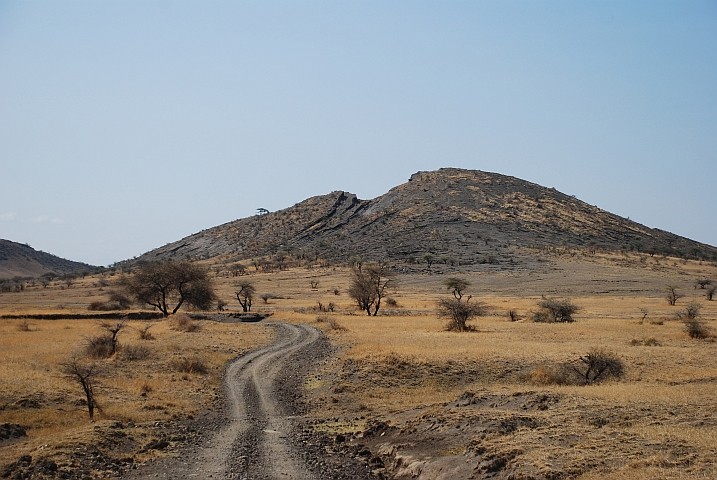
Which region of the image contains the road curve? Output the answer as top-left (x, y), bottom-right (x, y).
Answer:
top-left (144, 323), bottom-right (324, 479)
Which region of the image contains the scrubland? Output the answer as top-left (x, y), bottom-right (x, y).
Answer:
top-left (1, 250), bottom-right (716, 478)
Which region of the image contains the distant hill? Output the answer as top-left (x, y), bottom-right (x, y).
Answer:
top-left (136, 168), bottom-right (717, 266)
top-left (0, 239), bottom-right (94, 278)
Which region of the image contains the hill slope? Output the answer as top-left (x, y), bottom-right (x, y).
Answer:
top-left (0, 239), bottom-right (94, 278)
top-left (137, 168), bottom-right (717, 265)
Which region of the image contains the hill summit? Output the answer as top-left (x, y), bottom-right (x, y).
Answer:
top-left (138, 168), bottom-right (716, 266)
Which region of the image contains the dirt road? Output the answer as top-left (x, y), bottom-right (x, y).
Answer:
top-left (128, 323), bottom-right (340, 479)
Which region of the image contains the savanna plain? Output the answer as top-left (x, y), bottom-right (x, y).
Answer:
top-left (1, 248), bottom-right (716, 479)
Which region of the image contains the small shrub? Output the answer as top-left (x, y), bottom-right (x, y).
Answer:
top-left (315, 315), bottom-right (328, 323)
top-left (524, 363), bottom-right (582, 386)
top-left (630, 338), bottom-right (661, 346)
top-left (260, 293), bottom-right (276, 304)
top-left (85, 335), bottom-right (116, 359)
top-left (385, 297), bottom-right (399, 308)
top-left (333, 289), bottom-right (340, 296)
top-left (16, 319), bottom-right (31, 332)
top-left (685, 301), bottom-right (701, 320)
top-left (169, 313), bottom-right (201, 333)
top-left (328, 318), bottom-right (347, 331)
top-left (171, 357), bottom-right (209, 374)
top-left (532, 297), bottom-right (579, 323)
top-left (137, 323), bottom-right (155, 340)
top-left (508, 310), bottom-right (519, 322)
top-left (437, 298), bottom-right (488, 332)
top-left (140, 382), bottom-right (153, 395)
top-left (683, 319), bottom-right (711, 339)
top-left (120, 344), bottom-right (152, 361)
top-left (573, 348), bottom-right (624, 384)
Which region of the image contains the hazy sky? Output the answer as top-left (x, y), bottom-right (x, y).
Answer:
top-left (1, 1), bottom-right (715, 266)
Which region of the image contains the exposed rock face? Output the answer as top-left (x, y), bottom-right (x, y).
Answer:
top-left (0, 239), bottom-right (94, 278)
top-left (137, 168), bottom-right (716, 265)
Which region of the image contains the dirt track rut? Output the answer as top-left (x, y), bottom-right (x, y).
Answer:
top-left (133, 323), bottom-right (323, 479)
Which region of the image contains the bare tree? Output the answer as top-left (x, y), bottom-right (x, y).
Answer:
top-left (235, 281), bottom-right (255, 312)
top-left (61, 357), bottom-right (102, 420)
top-left (348, 264), bottom-right (396, 316)
top-left (666, 285), bottom-right (684, 306)
top-left (120, 261), bottom-right (216, 316)
top-left (443, 277), bottom-right (470, 300)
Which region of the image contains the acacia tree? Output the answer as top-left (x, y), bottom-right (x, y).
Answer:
top-left (443, 277), bottom-right (470, 300)
top-left (235, 281), bottom-right (255, 312)
top-left (348, 264), bottom-right (396, 316)
top-left (666, 285), bottom-right (684, 306)
top-left (120, 261), bottom-right (216, 316)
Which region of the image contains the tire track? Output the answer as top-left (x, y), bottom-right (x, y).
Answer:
top-left (131, 323), bottom-right (322, 479)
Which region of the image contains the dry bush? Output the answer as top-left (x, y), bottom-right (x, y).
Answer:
top-left (630, 337), bottom-right (661, 346)
top-left (140, 382), bottom-right (153, 395)
top-left (84, 335), bottom-right (116, 359)
top-left (328, 318), bottom-right (347, 331)
top-left (683, 319), bottom-right (711, 339)
top-left (685, 301), bottom-right (702, 320)
top-left (385, 297), bottom-right (399, 308)
top-left (508, 310), bottom-right (519, 322)
top-left (437, 298), bottom-right (488, 332)
top-left (531, 297), bottom-right (579, 323)
top-left (120, 344), bottom-right (152, 361)
top-left (16, 319), bottom-right (32, 332)
top-left (169, 313), bottom-right (201, 333)
top-left (137, 323), bottom-right (155, 340)
top-left (523, 363), bottom-right (582, 386)
top-left (574, 348), bottom-right (624, 384)
top-left (525, 349), bottom-right (624, 386)
top-left (171, 356), bottom-right (209, 374)
top-left (315, 315), bottom-right (329, 323)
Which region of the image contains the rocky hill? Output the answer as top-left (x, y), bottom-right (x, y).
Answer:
top-left (0, 239), bottom-right (94, 278)
top-left (137, 168), bottom-right (717, 266)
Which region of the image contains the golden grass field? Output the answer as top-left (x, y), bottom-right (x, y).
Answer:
top-left (1, 249), bottom-right (716, 478)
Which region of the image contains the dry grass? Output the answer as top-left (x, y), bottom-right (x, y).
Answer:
top-left (0, 316), bottom-right (272, 467)
top-left (1, 253), bottom-right (715, 477)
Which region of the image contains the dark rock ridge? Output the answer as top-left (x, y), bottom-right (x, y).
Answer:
top-left (0, 239), bottom-right (94, 278)
top-left (137, 168), bottom-right (716, 265)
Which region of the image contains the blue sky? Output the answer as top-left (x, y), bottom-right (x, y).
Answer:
top-left (1, 1), bottom-right (715, 266)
